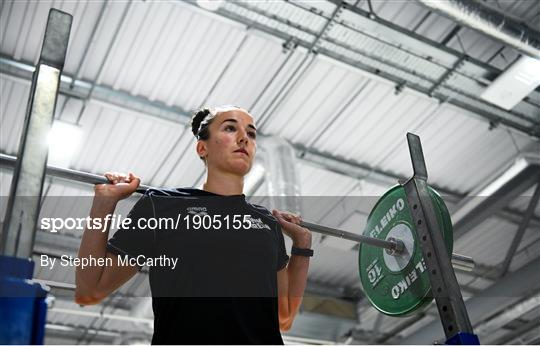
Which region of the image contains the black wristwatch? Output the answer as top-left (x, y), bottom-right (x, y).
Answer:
top-left (291, 247), bottom-right (314, 257)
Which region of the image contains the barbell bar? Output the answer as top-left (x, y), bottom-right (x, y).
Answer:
top-left (301, 220), bottom-right (474, 271)
top-left (0, 153), bottom-right (475, 271)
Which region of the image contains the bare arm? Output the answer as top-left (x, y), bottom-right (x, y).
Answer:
top-left (75, 172), bottom-right (141, 305)
top-left (273, 211), bottom-right (312, 331)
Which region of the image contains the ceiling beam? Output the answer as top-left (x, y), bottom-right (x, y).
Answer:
top-left (187, 1), bottom-right (540, 138)
top-left (2, 61), bottom-right (539, 230)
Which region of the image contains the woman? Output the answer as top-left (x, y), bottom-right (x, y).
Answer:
top-left (75, 105), bottom-right (312, 344)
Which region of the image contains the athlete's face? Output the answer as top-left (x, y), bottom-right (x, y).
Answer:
top-left (197, 108), bottom-right (257, 176)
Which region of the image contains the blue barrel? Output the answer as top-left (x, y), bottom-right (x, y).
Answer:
top-left (0, 256), bottom-right (48, 344)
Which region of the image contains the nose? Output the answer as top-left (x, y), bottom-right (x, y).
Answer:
top-left (237, 128), bottom-right (249, 145)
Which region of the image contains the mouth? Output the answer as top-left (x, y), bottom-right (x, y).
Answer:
top-left (234, 148), bottom-right (249, 156)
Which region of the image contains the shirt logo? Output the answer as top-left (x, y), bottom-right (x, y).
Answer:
top-left (247, 216), bottom-right (271, 230)
top-left (186, 206), bottom-right (208, 216)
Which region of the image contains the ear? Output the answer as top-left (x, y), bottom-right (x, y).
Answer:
top-left (196, 140), bottom-right (207, 159)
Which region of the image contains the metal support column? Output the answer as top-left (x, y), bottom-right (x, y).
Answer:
top-left (1, 9), bottom-right (72, 258)
top-left (0, 9), bottom-right (72, 345)
top-left (402, 133), bottom-right (479, 344)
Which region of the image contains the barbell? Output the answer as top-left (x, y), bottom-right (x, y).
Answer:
top-left (0, 152), bottom-right (474, 317)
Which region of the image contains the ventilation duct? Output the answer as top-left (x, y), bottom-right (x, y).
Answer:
top-left (258, 136), bottom-right (302, 215)
top-left (417, 0), bottom-right (540, 59)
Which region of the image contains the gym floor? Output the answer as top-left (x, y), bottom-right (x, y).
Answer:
top-left (1, 0), bottom-right (540, 344)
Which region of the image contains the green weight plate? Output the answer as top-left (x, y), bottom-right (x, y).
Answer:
top-left (358, 185), bottom-right (453, 317)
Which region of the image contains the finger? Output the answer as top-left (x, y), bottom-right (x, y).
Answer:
top-left (285, 212), bottom-right (299, 223)
top-left (106, 172), bottom-right (120, 184)
top-left (284, 214), bottom-right (296, 224)
top-left (274, 210), bottom-right (288, 221)
top-left (274, 213), bottom-right (297, 231)
top-left (104, 173), bottom-right (115, 183)
top-left (117, 172), bottom-right (131, 184)
top-left (279, 211), bottom-right (292, 220)
top-left (128, 173), bottom-right (141, 187)
top-left (118, 173), bottom-right (129, 183)
top-left (282, 212), bottom-right (301, 225)
top-left (272, 210), bottom-right (286, 222)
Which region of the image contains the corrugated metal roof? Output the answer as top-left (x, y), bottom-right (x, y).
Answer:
top-left (355, 0), bottom-right (539, 70)
top-left (0, 78), bottom-right (29, 155)
top-left (2, 0), bottom-right (540, 343)
top-left (454, 216), bottom-right (540, 269)
top-left (261, 59), bottom-right (533, 193)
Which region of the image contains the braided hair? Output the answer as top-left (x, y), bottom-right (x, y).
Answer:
top-left (190, 108), bottom-right (214, 141)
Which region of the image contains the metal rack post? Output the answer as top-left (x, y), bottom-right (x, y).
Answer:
top-left (402, 133), bottom-right (479, 344)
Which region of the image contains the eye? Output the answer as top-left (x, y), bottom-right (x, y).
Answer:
top-left (224, 125), bottom-right (236, 132)
top-left (248, 132), bottom-right (257, 139)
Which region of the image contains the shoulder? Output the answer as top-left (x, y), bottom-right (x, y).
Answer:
top-left (246, 202), bottom-right (278, 223)
top-left (133, 187), bottom-right (203, 216)
top-left (134, 187), bottom-right (198, 208)
top-left (138, 187), bottom-right (210, 210)
top-left (143, 187), bottom-right (201, 198)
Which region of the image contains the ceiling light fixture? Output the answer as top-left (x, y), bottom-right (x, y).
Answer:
top-left (47, 120), bottom-right (83, 167)
top-left (481, 55), bottom-right (540, 110)
top-left (196, 0), bottom-right (224, 12)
